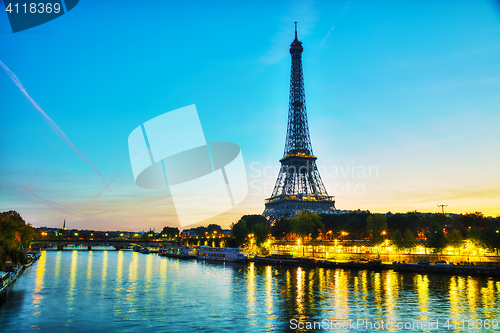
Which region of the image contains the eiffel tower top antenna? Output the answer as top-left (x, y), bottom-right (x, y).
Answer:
top-left (295, 22), bottom-right (297, 39)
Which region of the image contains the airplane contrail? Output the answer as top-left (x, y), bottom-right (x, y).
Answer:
top-left (0, 178), bottom-right (89, 217)
top-left (92, 179), bottom-right (115, 199)
top-left (0, 59), bottom-right (105, 182)
top-left (66, 176), bottom-right (76, 192)
top-left (27, 144), bottom-right (61, 194)
top-left (91, 149), bottom-right (151, 199)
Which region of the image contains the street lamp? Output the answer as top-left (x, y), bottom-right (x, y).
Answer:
top-left (437, 204), bottom-right (448, 214)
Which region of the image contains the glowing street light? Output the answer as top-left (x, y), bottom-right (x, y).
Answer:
top-left (437, 204), bottom-right (448, 214)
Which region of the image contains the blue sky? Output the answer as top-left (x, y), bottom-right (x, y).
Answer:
top-left (1, 0), bottom-right (499, 231)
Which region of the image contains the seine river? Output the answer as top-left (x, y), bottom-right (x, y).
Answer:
top-left (1, 249), bottom-right (500, 332)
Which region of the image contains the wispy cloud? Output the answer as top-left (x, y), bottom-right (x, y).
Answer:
top-left (393, 185), bottom-right (500, 205)
top-left (404, 136), bottom-right (461, 151)
top-left (347, 135), bottom-right (463, 162)
top-left (423, 76), bottom-right (500, 91)
top-left (453, 45), bottom-right (500, 58)
top-left (0, 178), bottom-right (89, 217)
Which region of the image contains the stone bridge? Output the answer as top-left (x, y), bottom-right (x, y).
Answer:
top-left (30, 239), bottom-right (177, 251)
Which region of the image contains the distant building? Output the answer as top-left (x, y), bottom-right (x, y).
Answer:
top-left (332, 209), bottom-right (370, 215)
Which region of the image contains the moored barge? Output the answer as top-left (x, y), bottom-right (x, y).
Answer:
top-left (159, 246), bottom-right (197, 259)
top-left (253, 254), bottom-right (316, 267)
top-left (197, 246), bottom-right (248, 262)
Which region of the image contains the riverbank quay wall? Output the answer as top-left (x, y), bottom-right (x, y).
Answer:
top-left (269, 240), bottom-right (500, 264)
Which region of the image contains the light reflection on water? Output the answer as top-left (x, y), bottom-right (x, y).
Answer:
top-left (1, 249), bottom-right (500, 332)
top-left (247, 260), bottom-right (256, 324)
top-left (415, 274), bottom-right (429, 321)
top-left (31, 250), bottom-right (46, 317)
top-left (86, 250), bottom-right (93, 288)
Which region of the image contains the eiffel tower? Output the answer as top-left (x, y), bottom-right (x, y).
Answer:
top-left (263, 23), bottom-right (336, 223)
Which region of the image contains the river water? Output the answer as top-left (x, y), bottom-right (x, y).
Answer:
top-left (1, 249), bottom-right (499, 332)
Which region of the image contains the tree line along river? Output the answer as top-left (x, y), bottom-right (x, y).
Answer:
top-left (1, 248), bottom-right (499, 332)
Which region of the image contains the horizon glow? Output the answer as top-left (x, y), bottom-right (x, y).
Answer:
top-left (0, 1), bottom-right (499, 231)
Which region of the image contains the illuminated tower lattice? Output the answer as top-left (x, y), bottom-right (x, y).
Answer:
top-left (263, 23), bottom-right (336, 223)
